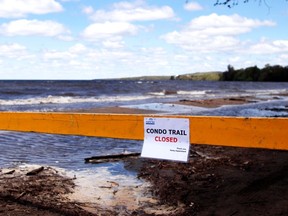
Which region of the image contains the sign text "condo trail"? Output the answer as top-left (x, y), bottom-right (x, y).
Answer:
top-left (141, 117), bottom-right (190, 162)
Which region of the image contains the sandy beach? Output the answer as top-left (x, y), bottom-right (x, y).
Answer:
top-left (71, 96), bottom-right (258, 114)
top-left (73, 106), bottom-right (163, 114)
top-left (1, 96), bottom-right (288, 215)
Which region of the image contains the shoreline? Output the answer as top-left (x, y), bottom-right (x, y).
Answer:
top-left (2, 146), bottom-right (288, 215)
top-left (68, 96), bottom-right (257, 114)
top-left (1, 96), bottom-right (288, 215)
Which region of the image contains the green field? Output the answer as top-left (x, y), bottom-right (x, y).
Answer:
top-left (121, 72), bottom-right (222, 81)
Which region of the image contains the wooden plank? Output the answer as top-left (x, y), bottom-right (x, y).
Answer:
top-left (0, 112), bottom-right (287, 150)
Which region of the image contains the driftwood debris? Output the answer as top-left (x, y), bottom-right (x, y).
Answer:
top-left (26, 166), bottom-right (44, 176)
top-left (2, 169), bottom-right (15, 175)
top-left (16, 191), bottom-right (27, 200)
top-left (85, 152), bottom-right (140, 164)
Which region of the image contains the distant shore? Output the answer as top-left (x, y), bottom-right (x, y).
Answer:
top-left (120, 64), bottom-right (288, 82)
top-left (69, 96), bottom-right (255, 114)
top-left (120, 71), bottom-right (222, 81)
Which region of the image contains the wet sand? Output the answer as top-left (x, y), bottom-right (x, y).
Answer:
top-left (71, 96), bottom-right (257, 114)
top-left (174, 96), bottom-right (256, 108)
top-left (2, 146), bottom-right (288, 215)
top-left (72, 106), bottom-right (163, 114)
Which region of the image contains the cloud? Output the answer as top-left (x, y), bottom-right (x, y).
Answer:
top-left (68, 43), bottom-right (88, 54)
top-left (0, 43), bottom-right (28, 58)
top-left (0, 19), bottom-right (70, 38)
top-left (184, 2), bottom-right (203, 11)
top-left (81, 22), bottom-right (138, 41)
top-left (102, 39), bottom-right (125, 49)
top-left (0, 0), bottom-right (63, 18)
top-left (88, 1), bottom-right (175, 22)
top-left (162, 13), bottom-right (276, 52)
top-left (81, 1), bottom-right (176, 46)
top-left (43, 50), bottom-right (76, 60)
top-left (189, 13), bottom-right (275, 32)
top-left (82, 6), bottom-right (93, 15)
top-left (248, 39), bottom-right (288, 54)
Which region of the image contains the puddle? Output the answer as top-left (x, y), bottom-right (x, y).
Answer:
top-left (65, 162), bottom-right (184, 215)
top-left (67, 165), bottom-right (152, 208)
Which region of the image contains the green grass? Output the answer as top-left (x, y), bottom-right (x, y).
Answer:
top-left (175, 72), bottom-right (223, 81)
top-left (120, 72), bottom-right (223, 81)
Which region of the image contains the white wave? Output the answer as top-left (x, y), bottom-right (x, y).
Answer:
top-left (148, 90), bottom-right (207, 96)
top-left (148, 92), bottom-right (165, 96)
top-left (122, 103), bottom-right (207, 114)
top-left (177, 90), bottom-right (207, 95)
top-left (238, 108), bottom-right (288, 117)
top-left (0, 95), bottom-right (154, 106)
top-left (245, 89), bottom-right (288, 95)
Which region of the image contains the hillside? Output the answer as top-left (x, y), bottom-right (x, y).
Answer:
top-left (174, 72), bottom-right (222, 81)
top-left (120, 72), bottom-right (222, 81)
top-left (120, 64), bottom-right (288, 82)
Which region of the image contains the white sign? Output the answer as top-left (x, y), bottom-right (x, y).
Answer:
top-left (141, 117), bottom-right (190, 162)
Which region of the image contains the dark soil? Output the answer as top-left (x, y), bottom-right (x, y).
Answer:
top-left (0, 166), bottom-right (109, 216)
top-left (126, 145), bottom-right (288, 216)
top-left (1, 145), bottom-right (288, 215)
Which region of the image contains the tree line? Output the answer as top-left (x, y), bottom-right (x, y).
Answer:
top-left (221, 64), bottom-right (288, 82)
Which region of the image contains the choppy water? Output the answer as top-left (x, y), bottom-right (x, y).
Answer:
top-left (1, 80), bottom-right (288, 170)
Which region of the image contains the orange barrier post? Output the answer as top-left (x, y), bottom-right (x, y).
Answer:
top-left (0, 112), bottom-right (287, 150)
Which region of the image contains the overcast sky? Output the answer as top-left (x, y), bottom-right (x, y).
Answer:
top-left (0, 0), bottom-right (287, 79)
